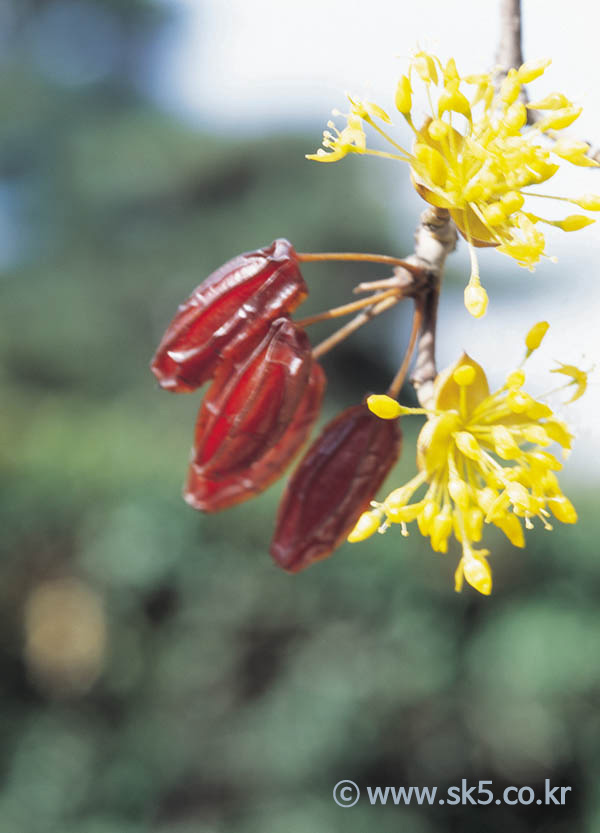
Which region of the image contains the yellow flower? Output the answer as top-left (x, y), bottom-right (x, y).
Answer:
top-left (550, 362), bottom-right (589, 403)
top-left (308, 51), bottom-right (600, 316)
top-left (348, 323), bottom-right (584, 595)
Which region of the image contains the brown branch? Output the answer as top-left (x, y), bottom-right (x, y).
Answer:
top-left (387, 301), bottom-right (423, 398)
top-left (496, 0), bottom-right (524, 72)
top-left (410, 286), bottom-right (440, 407)
top-left (407, 207), bottom-right (456, 408)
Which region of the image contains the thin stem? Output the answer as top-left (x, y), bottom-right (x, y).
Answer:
top-left (520, 191), bottom-right (582, 203)
top-left (353, 277), bottom-right (408, 294)
top-left (468, 242), bottom-right (480, 281)
top-left (365, 118), bottom-right (412, 158)
top-left (297, 251), bottom-right (423, 274)
top-left (295, 289), bottom-right (400, 328)
top-left (312, 295), bottom-right (399, 360)
top-left (387, 301), bottom-right (424, 398)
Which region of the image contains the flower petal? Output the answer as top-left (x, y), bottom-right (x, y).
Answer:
top-left (433, 353), bottom-right (490, 413)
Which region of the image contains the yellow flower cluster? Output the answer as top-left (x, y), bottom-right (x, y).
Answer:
top-left (308, 51), bottom-right (600, 317)
top-left (348, 323), bottom-right (587, 595)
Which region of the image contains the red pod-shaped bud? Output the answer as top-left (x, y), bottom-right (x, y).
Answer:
top-left (184, 363), bottom-right (326, 512)
top-left (270, 404), bottom-right (402, 572)
top-left (192, 318), bottom-right (313, 480)
top-left (151, 238), bottom-right (307, 392)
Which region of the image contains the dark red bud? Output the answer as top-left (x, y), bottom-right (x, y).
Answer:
top-left (270, 404), bottom-right (402, 572)
top-left (191, 318), bottom-right (313, 480)
top-left (151, 239), bottom-right (307, 393)
top-left (184, 363), bottom-right (326, 512)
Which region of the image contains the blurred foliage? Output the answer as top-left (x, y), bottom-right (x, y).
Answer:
top-left (1, 2), bottom-right (600, 832)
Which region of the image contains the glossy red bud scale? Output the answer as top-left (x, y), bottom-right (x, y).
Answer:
top-left (270, 404), bottom-right (402, 572)
top-left (151, 238), bottom-right (307, 393)
top-left (191, 318), bottom-right (314, 480)
top-left (184, 363), bottom-right (326, 512)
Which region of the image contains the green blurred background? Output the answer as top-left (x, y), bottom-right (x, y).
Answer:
top-left (1, 2), bottom-right (600, 831)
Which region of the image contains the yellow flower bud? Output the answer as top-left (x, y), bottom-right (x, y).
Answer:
top-left (477, 487), bottom-right (499, 515)
top-left (552, 140), bottom-right (598, 167)
top-left (367, 394), bottom-right (402, 419)
top-left (462, 551), bottom-right (492, 595)
top-left (444, 58), bottom-right (459, 82)
top-left (454, 431), bottom-right (481, 461)
top-left (462, 180), bottom-right (485, 202)
top-left (526, 401), bottom-right (553, 419)
top-left (464, 278), bottom-right (488, 318)
top-left (454, 561), bottom-right (465, 593)
top-left (506, 482), bottom-right (534, 515)
top-left (383, 486), bottom-right (412, 518)
top-left (364, 101), bottom-right (392, 124)
top-left (504, 102), bottom-right (527, 131)
top-left (438, 84), bottom-right (471, 120)
top-left (431, 505), bottom-right (453, 552)
top-left (389, 502), bottom-right (425, 523)
top-left (482, 202), bottom-right (506, 226)
top-left (428, 119), bottom-right (449, 141)
top-left (347, 509), bottom-right (382, 542)
top-left (570, 194), bottom-right (600, 211)
top-left (449, 475), bottom-right (470, 510)
top-left (500, 69), bottom-right (521, 106)
top-left (547, 495), bottom-right (577, 524)
top-left (506, 369), bottom-right (526, 389)
top-left (465, 506), bottom-right (484, 542)
top-left (555, 215), bottom-right (595, 232)
top-left (414, 143), bottom-right (447, 187)
top-left (525, 320), bottom-right (549, 352)
top-left (500, 191), bottom-right (525, 214)
top-left (521, 425), bottom-right (551, 445)
top-left (537, 107), bottom-right (582, 132)
top-left (534, 161), bottom-right (562, 185)
top-left (395, 75), bottom-right (412, 115)
top-left (529, 450), bottom-right (562, 471)
top-left (496, 513), bottom-right (525, 547)
top-left (414, 52), bottom-right (438, 85)
top-left (550, 362), bottom-right (588, 403)
top-left (541, 471), bottom-right (560, 492)
top-left (453, 509), bottom-right (463, 543)
top-left (491, 425), bottom-right (520, 460)
top-left (527, 92), bottom-right (570, 110)
top-left (417, 500), bottom-right (437, 536)
top-left (517, 58), bottom-right (551, 84)
top-left (544, 419), bottom-right (573, 449)
top-left (507, 390), bottom-right (534, 413)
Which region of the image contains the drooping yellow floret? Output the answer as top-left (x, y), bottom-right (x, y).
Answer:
top-left (349, 323), bottom-right (585, 595)
top-left (550, 362), bottom-right (589, 403)
top-left (308, 51), bottom-right (599, 315)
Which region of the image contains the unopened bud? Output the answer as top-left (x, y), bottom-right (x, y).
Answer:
top-left (347, 509), bottom-right (382, 542)
top-left (395, 75), bottom-right (412, 115)
top-left (525, 320), bottom-right (549, 352)
top-left (464, 279), bottom-right (488, 318)
top-left (367, 394), bottom-right (402, 420)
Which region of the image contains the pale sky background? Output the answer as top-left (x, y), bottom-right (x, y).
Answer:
top-left (148, 0), bottom-right (600, 479)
